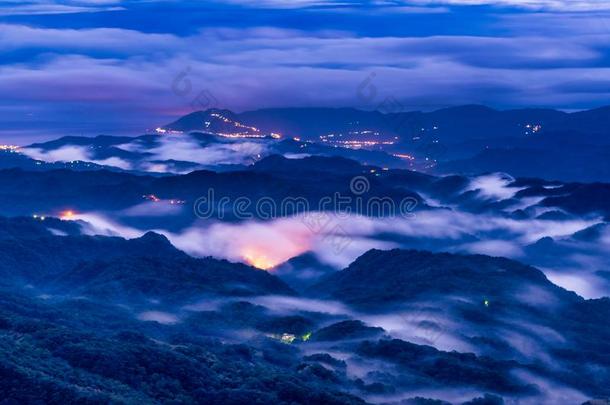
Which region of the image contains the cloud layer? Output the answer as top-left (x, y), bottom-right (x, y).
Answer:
top-left (1, 1), bottom-right (610, 142)
top-left (70, 204), bottom-right (605, 297)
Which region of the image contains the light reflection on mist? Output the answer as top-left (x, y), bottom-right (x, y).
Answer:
top-left (61, 203), bottom-right (608, 296)
top-left (21, 133), bottom-right (272, 174)
top-left (21, 145), bottom-right (132, 170)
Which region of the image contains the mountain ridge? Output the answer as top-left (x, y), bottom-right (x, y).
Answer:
top-left (161, 105), bottom-right (610, 145)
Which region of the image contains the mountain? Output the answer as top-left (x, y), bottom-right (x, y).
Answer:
top-left (306, 248), bottom-right (610, 400)
top-left (2, 104), bottom-right (610, 403)
top-left (161, 105), bottom-right (610, 146)
top-left (0, 226), bottom-right (179, 283)
top-left (251, 154), bottom-right (364, 175)
top-left (0, 218), bottom-right (293, 303)
top-left (1, 215), bottom-right (610, 402)
top-left (1, 153), bottom-right (609, 224)
top-left (0, 288), bottom-right (363, 404)
top-left (540, 183), bottom-right (610, 218)
top-left (0, 155), bottom-right (422, 217)
top-left (439, 135), bottom-right (610, 182)
top-left (310, 248), bottom-right (578, 310)
top-left (7, 105), bottom-right (610, 182)
top-left (52, 253), bottom-right (295, 302)
top-left (355, 338), bottom-right (534, 395)
top-left (156, 105), bottom-right (610, 181)
top-left (0, 168), bottom-right (153, 216)
top-left (19, 130), bottom-right (409, 175)
top-left (311, 320), bottom-right (385, 342)
top-left (162, 109), bottom-right (276, 138)
top-left (0, 148), bottom-right (123, 172)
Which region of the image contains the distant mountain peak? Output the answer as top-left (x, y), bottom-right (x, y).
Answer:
top-left (136, 231), bottom-right (172, 244)
top-left (159, 108), bottom-right (280, 139)
top-left (310, 248), bottom-right (576, 310)
top-left (252, 154), bottom-right (363, 173)
top-left (437, 104), bottom-right (498, 113)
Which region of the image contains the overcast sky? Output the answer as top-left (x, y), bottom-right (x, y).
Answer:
top-left (1, 0), bottom-right (610, 143)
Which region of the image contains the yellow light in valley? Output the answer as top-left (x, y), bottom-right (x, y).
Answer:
top-left (243, 251), bottom-right (276, 270)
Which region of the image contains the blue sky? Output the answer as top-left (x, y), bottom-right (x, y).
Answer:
top-left (1, 0), bottom-right (610, 143)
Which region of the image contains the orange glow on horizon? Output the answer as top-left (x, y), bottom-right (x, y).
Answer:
top-left (243, 251), bottom-right (277, 270)
top-left (60, 210), bottom-right (75, 220)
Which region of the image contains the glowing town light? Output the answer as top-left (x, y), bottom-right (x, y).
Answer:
top-left (393, 153), bottom-right (416, 161)
top-left (266, 332), bottom-right (311, 344)
top-left (243, 251), bottom-right (276, 270)
top-left (60, 210), bottom-right (75, 220)
top-left (154, 128), bottom-right (182, 135)
top-left (0, 145), bottom-right (19, 152)
top-left (281, 334), bottom-right (296, 344)
top-left (143, 194), bottom-right (161, 203)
